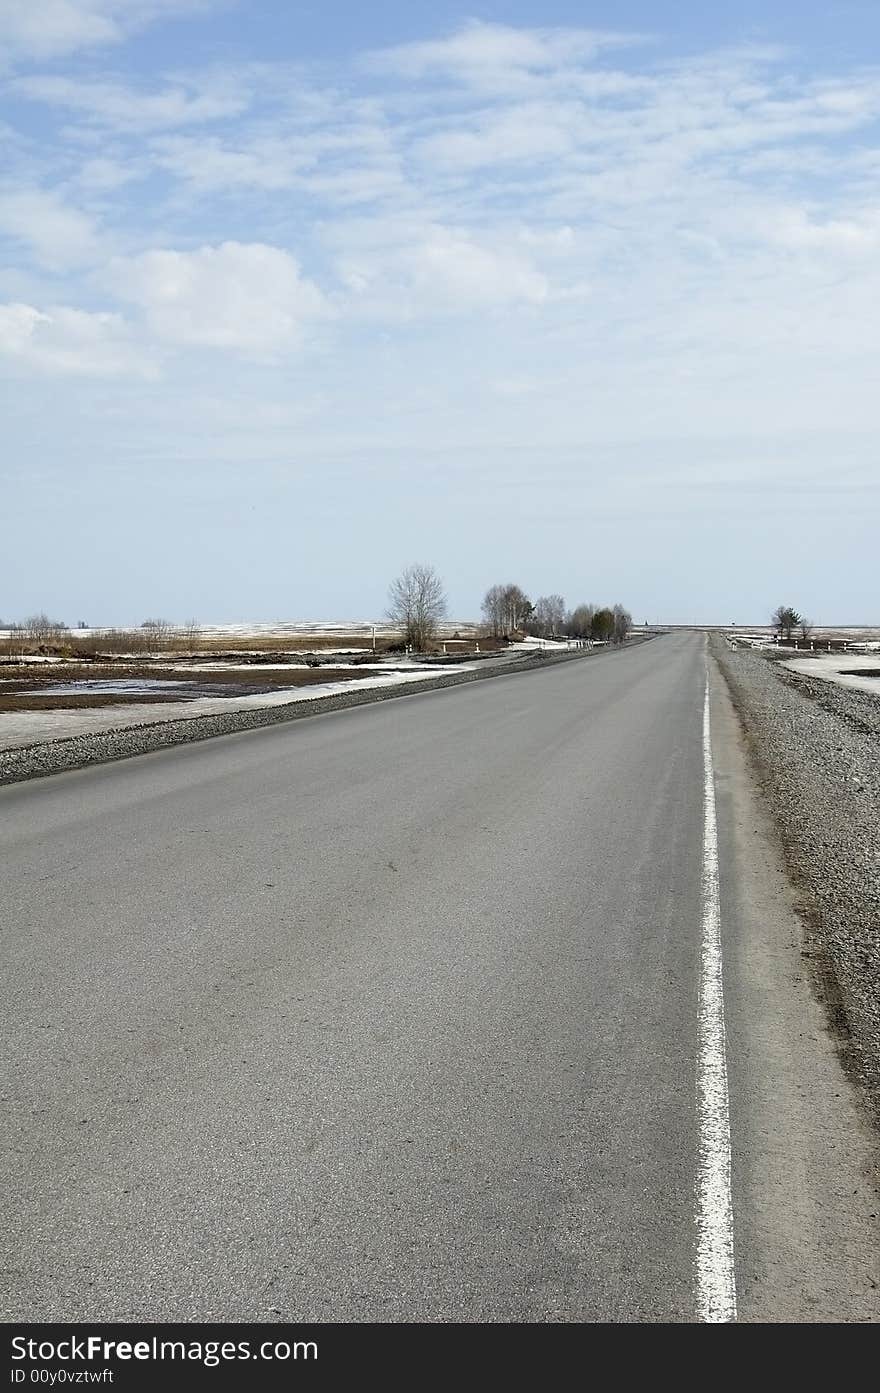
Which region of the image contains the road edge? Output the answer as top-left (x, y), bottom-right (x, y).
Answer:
top-left (0, 640), bottom-right (651, 788)
top-left (707, 647), bottom-right (880, 1321)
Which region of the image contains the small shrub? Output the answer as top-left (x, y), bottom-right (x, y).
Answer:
top-left (141, 618), bottom-right (172, 651)
top-left (22, 612), bottom-right (69, 647)
top-left (180, 618), bottom-right (201, 650)
top-left (1, 624), bottom-right (27, 660)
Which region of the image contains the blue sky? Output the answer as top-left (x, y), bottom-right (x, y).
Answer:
top-left (2, 2), bottom-right (879, 625)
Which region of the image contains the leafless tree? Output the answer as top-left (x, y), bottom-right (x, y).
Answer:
top-left (481, 584), bottom-right (505, 637)
top-left (530, 594), bottom-right (566, 638)
top-left (141, 618), bottom-right (172, 651)
top-left (387, 564), bottom-right (447, 651)
top-left (22, 612), bottom-right (68, 645)
top-left (799, 616), bottom-right (814, 643)
top-left (503, 585), bottom-right (533, 633)
top-left (181, 617), bottom-right (201, 649)
top-left (481, 583), bottom-right (533, 636)
top-left (2, 624), bottom-right (26, 659)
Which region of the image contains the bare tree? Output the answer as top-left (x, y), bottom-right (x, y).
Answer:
top-left (387, 564), bottom-right (447, 652)
top-left (181, 617), bottom-right (201, 649)
top-left (141, 618), bottom-right (172, 651)
top-left (799, 616), bottom-right (814, 643)
top-left (2, 623), bottom-right (26, 659)
top-left (481, 584), bottom-right (506, 637)
top-left (22, 612), bottom-right (68, 645)
top-left (481, 583), bottom-right (533, 636)
top-left (503, 584), bottom-right (533, 633)
top-left (530, 594), bottom-right (566, 638)
top-left (15, 613), bottom-right (70, 654)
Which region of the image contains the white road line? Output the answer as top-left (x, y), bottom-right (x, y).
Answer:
top-left (696, 674), bottom-right (737, 1322)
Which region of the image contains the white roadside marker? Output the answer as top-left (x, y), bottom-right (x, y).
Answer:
top-left (696, 675), bottom-right (737, 1322)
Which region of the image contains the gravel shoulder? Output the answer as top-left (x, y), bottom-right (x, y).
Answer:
top-left (0, 644), bottom-right (625, 788)
top-left (712, 635), bottom-right (880, 1120)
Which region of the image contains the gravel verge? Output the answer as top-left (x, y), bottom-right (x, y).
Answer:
top-left (0, 644), bottom-right (635, 788)
top-left (712, 636), bottom-right (880, 1117)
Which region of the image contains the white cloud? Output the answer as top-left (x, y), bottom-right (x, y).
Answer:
top-left (364, 20), bottom-right (643, 86)
top-left (75, 156), bottom-right (146, 190)
top-left (415, 102), bottom-right (580, 170)
top-left (3, 21), bottom-right (880, 627)
top-left (3, 25), bottom-right (880, 455)
top-left (767, 206), bottom-right (880, 252)
top-left (0, 188), bottom-right (101, 270)
top-left (13, 72), bottom-right (249, 131)
top-left (402, 60), bottom-right (880, 198)
top-left (104, 241), bottom-right (327, 352)
top-left (409, 226), bottom-right (548, 307)
top-left (0, 300), bottom-right (152, 376)
top-left (0, 0), bottom-right (217, 62)
top-left (517, 225), bottom-right (576, 251)
top-left (150, 117), bottom-right (403, 200)
top-left (153, 133), bottom-right (315, 190)
top-left (334, 221), bottom-right (549, 314)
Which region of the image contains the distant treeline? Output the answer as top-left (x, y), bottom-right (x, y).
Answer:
top-left (481, 585), bottom-right (632, 642)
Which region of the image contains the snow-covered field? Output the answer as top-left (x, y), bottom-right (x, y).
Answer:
top-left (0, 667), bottom-right (471, 752)
top-left (192, 620), bottom-right (480, 639)
top-left (726, 628), bottom-right (880, 652)
top-left (0, 620), bottom-right (481, 642)
top-left (782, 655), bottom-right (880, 697)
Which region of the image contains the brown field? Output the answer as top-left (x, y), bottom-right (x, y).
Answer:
top-left (0, 663), bottom-right (404, 712)
top-left (73, 634), bottom-right (398, 656)
top-left (0, 692), bottom-right (203, 713)
top-left (0, 621), bottom-right (507, 718)
top-left (0, 628), bottom-right (496, 661)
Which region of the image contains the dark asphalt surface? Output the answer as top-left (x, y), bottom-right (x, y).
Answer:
top-left (2, 633), bottom-right (876, 1321)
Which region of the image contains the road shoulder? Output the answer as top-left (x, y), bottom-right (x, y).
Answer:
top-left (708, 655), bottom-right (879, 1321)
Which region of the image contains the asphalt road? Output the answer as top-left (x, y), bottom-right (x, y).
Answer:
top-left (2, 633), bottom-right (877, 1322)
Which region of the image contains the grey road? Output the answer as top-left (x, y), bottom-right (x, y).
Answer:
top-left (2, 633), bottom-right (877, 1322)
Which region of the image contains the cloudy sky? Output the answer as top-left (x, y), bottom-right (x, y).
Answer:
top-left (2, 1), bottom-right (878, 625)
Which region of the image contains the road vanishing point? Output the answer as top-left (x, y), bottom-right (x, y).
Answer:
top-left (2, 632), bottom-right (877, 1322)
